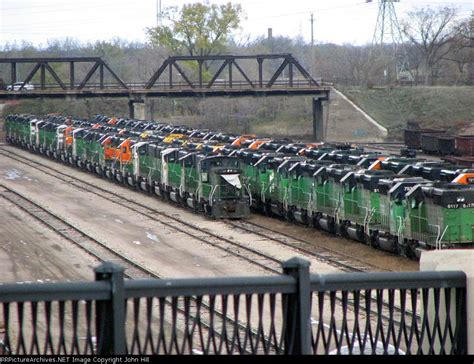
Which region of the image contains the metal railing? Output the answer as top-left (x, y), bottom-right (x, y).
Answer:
top-left (0, 79), bottom-right (320, 92)
top-left (0, 258), bottom-right (467, 355)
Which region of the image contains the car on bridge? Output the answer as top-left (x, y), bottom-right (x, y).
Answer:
top-left (6, 82), bottom-right (34, 91)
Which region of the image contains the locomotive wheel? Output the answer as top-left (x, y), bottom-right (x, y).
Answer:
top-left (396, 243), bottom-right (408, 258)
top-left (263, 203), bottom-right (272, 217)
top-left (405, 242), bottom-right (417, 260)
top-left (204, 203), bottom-right (212, 216)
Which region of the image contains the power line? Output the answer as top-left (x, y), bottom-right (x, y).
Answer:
top-left (0, 0), bottom-right (133, 12)
top-left (247, 1), bottom-right (372, 22)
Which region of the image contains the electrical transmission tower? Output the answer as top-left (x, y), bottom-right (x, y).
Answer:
top-left (370, 0), bottom-right (411, 82)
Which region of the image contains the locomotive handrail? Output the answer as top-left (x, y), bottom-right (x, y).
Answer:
top-left (437, 225), bottom-right (450, 249)
top-left (209, 184), bottom-right (218, 206)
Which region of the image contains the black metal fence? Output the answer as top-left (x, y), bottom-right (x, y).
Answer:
top-left (0, 258), bottom-right (467, 355)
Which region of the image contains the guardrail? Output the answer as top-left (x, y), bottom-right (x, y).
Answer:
top-left (0, 258), bottom-right (467, 355)
top-left (0, 79), bottom-right (322, 92)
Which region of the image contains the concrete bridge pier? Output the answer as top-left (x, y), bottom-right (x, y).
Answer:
top-left (312, 95), bottom-right (329, 142)
top-left (128, 98), bottom-right (153, 120)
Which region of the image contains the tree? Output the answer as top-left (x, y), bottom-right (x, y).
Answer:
top-left (401, 7), bottom-right (462, 85)
top-left (442, 16), bottom-right (474, 85)
top-left (146, 2), bottom-right (243, 63)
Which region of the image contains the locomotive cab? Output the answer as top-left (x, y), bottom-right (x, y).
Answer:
top-left (71, 128), bottom-right (87, 166)
top-left (28, 119), bottom-right (41, 151)
top-left (54, 125), bottom-right (68, 160)
top-left (405, 181), bottom-right (474, 258)
top-left (115, 138), bottom-right (134, 184)
top-left (197, 156), bottom-right (249, 219)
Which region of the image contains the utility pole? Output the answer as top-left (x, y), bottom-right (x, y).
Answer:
top-left (310, 13), bottom-right (315, 76)
top-left (470, 11), bottom-right (474, 86)
top-left (157, 0), bottom-right (162, 27)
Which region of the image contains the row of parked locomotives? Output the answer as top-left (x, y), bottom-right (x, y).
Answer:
top-left (5, 113), bottom-right (474, 259)
top-left (5, 114), bottom-right (250, 219)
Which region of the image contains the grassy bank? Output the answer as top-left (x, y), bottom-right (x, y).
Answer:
top-left (338, 86), bottom-right (474, 139)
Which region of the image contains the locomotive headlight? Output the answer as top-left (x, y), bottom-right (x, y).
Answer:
top-left (456, 197), bottom-right (465, 203)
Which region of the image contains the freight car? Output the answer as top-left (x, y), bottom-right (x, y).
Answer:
top-left (420, 133), bottom-right (455, 155)
top-left (404, 128), bottom-right (445, 149)
top-left (404, 124), bottom-right (474, 163)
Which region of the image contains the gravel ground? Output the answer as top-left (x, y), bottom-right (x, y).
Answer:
top-left (0, 196), bottom-right (99, 283)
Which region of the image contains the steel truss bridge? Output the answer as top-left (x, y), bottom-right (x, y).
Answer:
top-left (0, 54), bottom-right (329, 140)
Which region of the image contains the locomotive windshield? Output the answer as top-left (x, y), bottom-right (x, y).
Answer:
top-left (204, 157), bottom-right (240, 169)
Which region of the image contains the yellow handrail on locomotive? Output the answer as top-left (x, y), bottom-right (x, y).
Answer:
top-left (212, 145), bottom-right (226, 153)
top-left (182, 140), bottom-right (203, 150)
top-left (163, 133), bottom-right (188, 144)
top-left (140, 131), bottom-right (153, 139)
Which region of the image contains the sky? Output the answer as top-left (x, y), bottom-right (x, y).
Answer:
top-left (0, 0), bottom-right (472, 48)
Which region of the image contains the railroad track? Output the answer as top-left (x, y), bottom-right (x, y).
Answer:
top-left (227, 220), bottom-right (389, 273)
top-left (0, 184), bottom-right (155, 280)
top-left (0, 146), bottom-right (420, 326)
top-left (357, 143), bottom-right (444, 162)
top-left (0, 183), bottom-right (273, 354)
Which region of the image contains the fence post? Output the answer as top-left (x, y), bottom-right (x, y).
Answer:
top-left (421, 250), bottom-right (473, 354)
top-left (95, 262), bottom-right (126, 355)
top-left (282, 257), bottom-right (312, 355)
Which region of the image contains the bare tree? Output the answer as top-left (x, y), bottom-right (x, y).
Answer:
top-left (401, 7), bottom-right (461, 85)
top-left (442, 16), bottom-right (474, 85)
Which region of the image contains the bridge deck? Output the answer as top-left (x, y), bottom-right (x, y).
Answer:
top-left (0, 86), bottom-right (330, 99)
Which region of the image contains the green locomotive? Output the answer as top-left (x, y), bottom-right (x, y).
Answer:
top-left (129, 141), bottom-right (249, 218)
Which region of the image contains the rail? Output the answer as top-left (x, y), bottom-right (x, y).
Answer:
top-left (0, 258), bottom-right (467, 355)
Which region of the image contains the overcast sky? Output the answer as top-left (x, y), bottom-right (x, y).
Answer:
top-left (0, 0), bottom-right (472, 47)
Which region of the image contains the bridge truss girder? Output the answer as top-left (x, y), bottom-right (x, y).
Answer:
top-left (0, 57), bottom-right (128, 91)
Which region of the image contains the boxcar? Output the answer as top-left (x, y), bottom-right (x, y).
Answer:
top-left (455, 135), bottom-right (474, 156)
